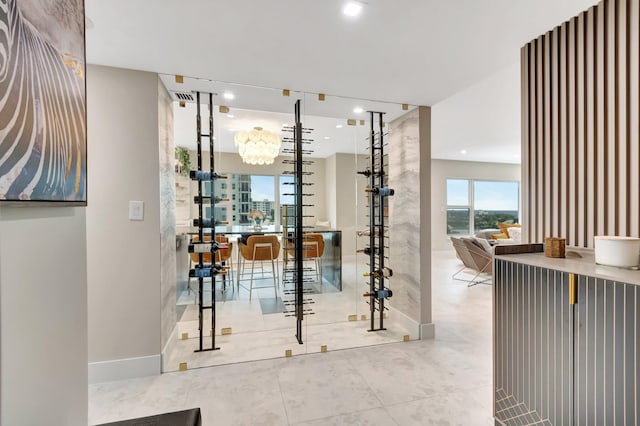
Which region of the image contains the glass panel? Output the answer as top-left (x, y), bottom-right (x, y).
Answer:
top-left (447, 208), bottom-right (471, 235)
top-left (473, 181), bottom-right (519, 232)
top-left (447, 178), bottom-right (469, 205)
top-left (166, 74), bottom-right (413, 372)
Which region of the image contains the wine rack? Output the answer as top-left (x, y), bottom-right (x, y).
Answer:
top-left (189, 91), bottom-right (225, 352)
top-left (359, 111), bottom-right (393, 332)
top-left (281, 99), bottom-right (316, 344)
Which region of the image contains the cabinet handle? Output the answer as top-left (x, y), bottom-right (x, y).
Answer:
top-left (569, 273), bottom-right (577, 305)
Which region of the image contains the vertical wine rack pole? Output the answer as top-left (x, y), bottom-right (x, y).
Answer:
top-left (377, 112), bottom-right (385, 331)
top-left (208, 92), bottom-right (218, 352)
top-left (195, 92), bottom-right (205, 351)
top-left (294, 99), bottom-right (304, 344)
top-left (368, 113), bottom-right (376, 332)
top-left (191, 91), bottom-right (219, 352)
top-left (366, 111), bottom-right (388, 332)
top-left (280, 100), bottom-right (316, 343)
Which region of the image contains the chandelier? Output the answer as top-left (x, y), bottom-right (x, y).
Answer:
top-left (233, 127), bottom-right (282, 165)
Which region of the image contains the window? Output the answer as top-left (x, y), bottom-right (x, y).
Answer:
top-left (446, 179), bottom-right (519, 235)
top-left (201, 173), bottom-right (297, 226)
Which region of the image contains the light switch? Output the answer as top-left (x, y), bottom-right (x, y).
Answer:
top-left (129, 200), bottom-right (144, 221)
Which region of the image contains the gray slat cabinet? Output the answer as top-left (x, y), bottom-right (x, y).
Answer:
top-left (494, 258), bottom-right (640, 425)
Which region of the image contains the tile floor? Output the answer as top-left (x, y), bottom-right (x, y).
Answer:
top-left (89, 249), bottom-right (494, 425)
top-left (164, 255), bottom-right (412, 372)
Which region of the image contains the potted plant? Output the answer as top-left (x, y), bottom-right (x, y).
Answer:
top-left (175, 147), bottom-right (191, 176)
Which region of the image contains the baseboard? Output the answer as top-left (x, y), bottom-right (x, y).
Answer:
top-left (389, 308), bottom-right (436, 341)
top-left (420, 322), bottom-right (436, 340)
top-left (389, 308), bottom-right (421, 340)
top-left (88, 354), bottom-right (161, 384)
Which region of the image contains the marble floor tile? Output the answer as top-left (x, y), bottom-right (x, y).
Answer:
top-left (291, 406), bottom-right (398, 426)
top-left (385, 388), bottom-right (494, 426)
top-left (90, 249), bottom-right (495, 426)
top-left (277, 354), bottom-right (382, 424)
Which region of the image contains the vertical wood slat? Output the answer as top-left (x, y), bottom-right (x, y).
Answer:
top-left (537, 37), bottom-right (545, 244)
top-left (522, 0), bottom-right (640, 248)
top-left (551, 27), bottom-right (560, 239)
top-left (586, 7), bottom-right (596, 247)
top-left (531, 41), bottom-right (539, 243)
top-left (544, 32), bottom-right (552, 241)
top-left (597, 2), bottom-right (607, 237)
top-left (577, 13), bottom-right (586, 248)
top-left (560, 22), bottom-right (568, 245)
top-left (522, 45), bottom-right (530, 243)
top-left (607, 0), bottom-right (617, 236)
top-left (568, 17), bottom-right (577, 246)
top-left (618, 0), bottom-right (628, 237)
top-left (630, 0), bottom-right (640, 237)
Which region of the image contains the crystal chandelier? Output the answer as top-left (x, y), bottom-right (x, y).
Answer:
top-left (233, 127), bottom-right (282, 165)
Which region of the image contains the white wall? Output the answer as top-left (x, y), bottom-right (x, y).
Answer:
top-left (0, 207), bottom-right (88, 425)
top-left (431, 159), bottom-right (521, 250)
top-left (86, 65), bottom-right (162, 380)
top-left (324, 153), bottom-right (368, 255)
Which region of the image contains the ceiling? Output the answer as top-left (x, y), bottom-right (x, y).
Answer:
top-left (164, 74), bottom-right (411, 156)
top-left (86, 0), bottom-right (600, 163)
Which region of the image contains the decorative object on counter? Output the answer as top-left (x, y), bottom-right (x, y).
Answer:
top-left (234, 127), bottom-right (282, 165)
top-left (248, 210), bottom-right (265, 230)
top-left (594, 236), bottom-right (640, 269)
top-left (544, 237), bottom-right (566, 258)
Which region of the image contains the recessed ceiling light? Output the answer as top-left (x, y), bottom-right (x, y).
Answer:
top-left (460, 149), bottom-right (467, 154)
top-left (223, 92), bottom-right (234, 100)
top-left (353, 107), bottom-right (364, 114)
top-left (343, 1), bottom-right (363, 17)
top-left (227, 114), bottom-right (234, 118)
top-left (324, 136), bottom-right (331, 140)
top-left (336, 124), bottom-right (343, 129)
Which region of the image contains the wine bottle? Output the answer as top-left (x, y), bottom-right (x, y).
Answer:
top-left (188, 241), bottom-right (228, 253)
top-left (189, 264), bottom-right (225, 278)
top-left (193, 218), bottom-right (229, 227)
top-left (193, 195), bottom-right (229, 204)
top-left (363, 267), bottom-right (393, 278)
top-left (363, 289), bottom-right (393, 299)
top-left (189, 171), bottom-right (227, 180)
top-left (357, 170), bottom-right (372, 177)
top-left (356, 247), bottom-right (380, 255)
top-left (365, 187), bottom-right (395, 196)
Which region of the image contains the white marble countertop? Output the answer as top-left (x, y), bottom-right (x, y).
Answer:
top-left (495, 248), bottom-right (640, 286)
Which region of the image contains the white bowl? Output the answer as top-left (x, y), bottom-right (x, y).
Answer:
top-left (594, 236), bottom-right (640, 268)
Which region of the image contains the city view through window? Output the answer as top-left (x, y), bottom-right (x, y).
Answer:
top-left (208, 174), bottom-right (282, 225)
top-left (447, 179), bottom-right (520, 235)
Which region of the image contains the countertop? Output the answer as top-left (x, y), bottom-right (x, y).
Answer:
top-left (495, 248), bottom-right (640, 286)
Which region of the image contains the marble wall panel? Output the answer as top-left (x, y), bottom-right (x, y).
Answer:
top-left (389, 109), bottom-right (421, 323)
top-left (158, 79), bottom-right (176, 351)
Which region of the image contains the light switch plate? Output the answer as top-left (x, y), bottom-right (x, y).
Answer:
top-left (129, 200), bottom-right (144, 221)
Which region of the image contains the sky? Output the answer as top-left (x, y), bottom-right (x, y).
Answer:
top-left (250, 175), bottom-right (275, 201)
top-left (447, 179), bottom-right (519, 211)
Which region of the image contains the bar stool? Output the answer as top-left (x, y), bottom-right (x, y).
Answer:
top-left (283, 233), bottom-right (325, 284)
top-left (238, 235), bottom-right (280, 300)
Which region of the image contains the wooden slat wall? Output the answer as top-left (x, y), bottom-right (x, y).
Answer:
top-left (522, 0), bottom-right (640, 248)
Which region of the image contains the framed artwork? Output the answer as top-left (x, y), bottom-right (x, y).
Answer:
top-left (0, 0), bottom-right (86, 204)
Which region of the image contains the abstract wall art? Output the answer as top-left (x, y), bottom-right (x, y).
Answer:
top-left (0, 0), bottom-right (86, 203)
